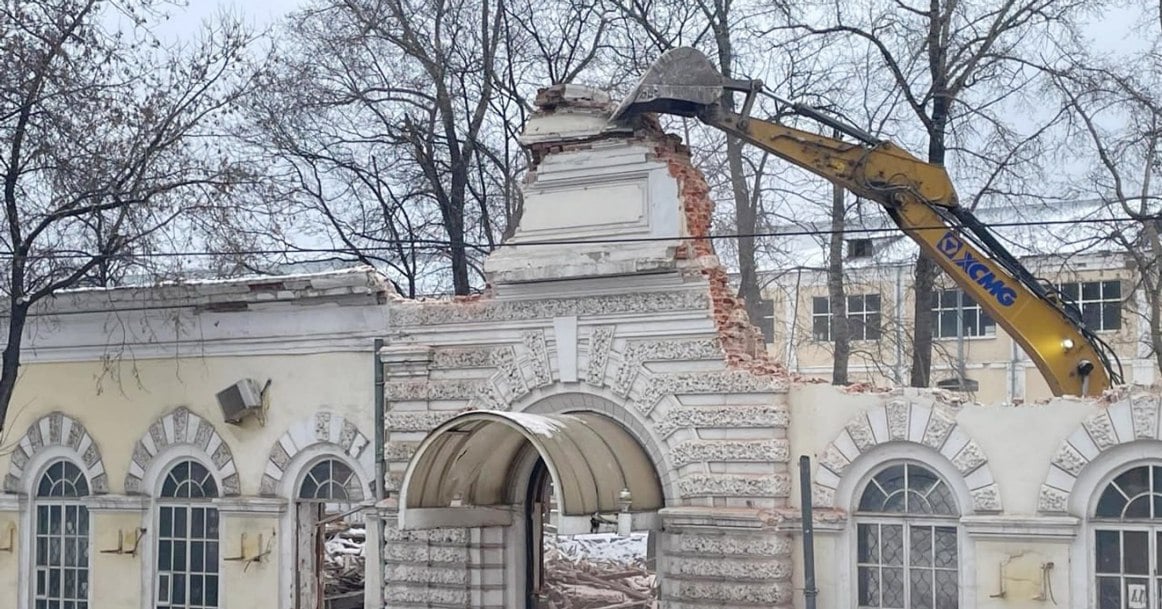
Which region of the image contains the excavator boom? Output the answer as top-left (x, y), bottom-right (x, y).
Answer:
top-left (613, 47), bottom-right (1121, 397)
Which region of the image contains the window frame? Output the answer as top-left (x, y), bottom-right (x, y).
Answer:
top-left (1058, 279), bottom-right (1122, 333)
top-left (812, 293), bottom-right (883, 342)
top-left (1088, 463), bottom-right (1162, 609)
top-left (852, 461), bottom-right (963, 609)
top-left (153, 458), bottom-right (222, 609)
top-left (931, 288), bottom-right (996, 340)
top-left (32, 459), bottom-right (91, 609)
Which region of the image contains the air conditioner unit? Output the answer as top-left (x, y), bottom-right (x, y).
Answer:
top-left (216, 378), bottom-right (265, 424)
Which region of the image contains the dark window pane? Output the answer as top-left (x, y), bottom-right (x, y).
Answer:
top-left (158, 573), bottom-right (169, 603)
top-left (207, 509), bottom-right (219, 537)
top-left (1103, 304), bottom-right (1121, 330)
top-left (160, 507), bottom-right (173, 538)
top-left (1124, 531), bottom-right (1149, 574)
top-left (812, 314), bottom-right (830, 341)
top-left (848, 295), bottom-right (864, 313)
top-left (910, 526), bottom-right (933, 567)
top-left (173, 573), bottom-right (186, 604)
top-left (857, 524), bottom-right (879, 563)
top-left (935, 570), bottom-right (959, 609)
top-left (1104, 281), bottom-right (1121, 299)
top-left (1097, 486), bottom-right (1129, 517)
top-left (1118, 467), bottom-right (1151, 498)
top-left (882, 567), bottom-right (905, 608)
top-left (1083, 281), bottom-right (1102, 299)
top-left (860, 485), bottom-right (887, 512)
top-left (175, 508), bottom-right (187, 538)
top-left (881, 525), bottom-right (904, 567)
top-left (192, 542), bottom-right (204, 572)
top-left (1125, 496), bottom-right (1151, 519)
top-left (1083, 303), bottom-right (1102, 328)
top-left (908, 465), bottom-right (938, 494)
top-left (173, 541), bottom-right (186, 571)
top-left (1061, 283), bottom-right (1079, 301)
top-left (192, 508), bottom-right (204, 537)
top-left (865, 313), bottom-right (882, 340)
top-left (813, 296), bottom-right (829, 314)
top-left (934, 527), bottom-right (958, 568)
top-left (191, 574), bottom-right (204, 605)
top-left (206, 541), bottom-right (218, 570)
top-left (877, 465), bottom-right (907, 495)
top-left (939, 311), bottom-right (957, 338)
top-left (206, 575), bottom-right (219, 606)
top-left (940, 289), bottom-right (958, 308)
top-left (866, 294), bottom-right (881, 311)
top-left (858, 566), bottom-right (880, 606)
top-left (159, 540), bottom-right (172, 571)
top-left (910, 568), bottom-right (933, 609)
top-left (1096, 530), bottom-right (1121, 573)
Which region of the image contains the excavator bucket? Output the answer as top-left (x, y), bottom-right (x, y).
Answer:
top-left (611, 47), bottom-right (729, 121)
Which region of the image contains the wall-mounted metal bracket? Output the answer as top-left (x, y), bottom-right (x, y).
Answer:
top-left (100, 527), bottom-right (147, 556)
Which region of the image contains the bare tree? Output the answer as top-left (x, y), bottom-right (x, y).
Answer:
top-left (787, 0), bottom-right (1097, 388)
top-left (1053, 49), bottom-right (1162, 374)
top-left (0, 0), bottom-right (260, 431)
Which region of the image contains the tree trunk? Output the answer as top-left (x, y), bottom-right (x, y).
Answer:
top-left (910, 88), bottom-right (949, 387)
top-left (910, 255), bottom-right (939, 387)
top-left (827, 181), bottom-right (850, 384)
top-left (0, 302), bottom-right (29, 434)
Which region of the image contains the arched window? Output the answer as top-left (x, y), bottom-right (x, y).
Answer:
top-left (156, 460), bottom-right (219, 609)
top-left (298, 458), bottom-right (362, 502)
top-left (855, 463), bottom-right (960, 609)
top-left (1092, 464), bottom-right (1162, 609)
top-left (34, 460), bottom-right (90, 608)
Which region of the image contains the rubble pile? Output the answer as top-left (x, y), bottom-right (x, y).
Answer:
top-left (323, 520), bottom-right (365, 598)
top-left (543, 534), bottom-right (657, 609)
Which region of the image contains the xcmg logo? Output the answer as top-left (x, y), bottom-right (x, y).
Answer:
top-left (937, 231), bottom-right (1018, 307)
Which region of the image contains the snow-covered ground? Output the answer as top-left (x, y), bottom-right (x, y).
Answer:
top-left (552, 533), bottom-right (649, 566)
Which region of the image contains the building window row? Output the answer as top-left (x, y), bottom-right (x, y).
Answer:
top-left (806, 280), bottom-right (1122, 344)
top-left (851, 459), bottom-right (1162, 609)
top-left (27, 455), bottom-right (359, 609)
top-left (813, 294), bottom-right (882, 342)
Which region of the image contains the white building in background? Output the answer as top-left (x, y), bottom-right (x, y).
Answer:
top-left (760, 199), bottom-right (1158, 403)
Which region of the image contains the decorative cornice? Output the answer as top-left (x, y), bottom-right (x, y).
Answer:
top-left (213, 496), bottom-right (289, 515)
top-left (961, 515), bottom-right (1080, 540)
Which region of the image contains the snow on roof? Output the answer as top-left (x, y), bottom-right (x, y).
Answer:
top-left (760, 198), bottom-right (1135, 272)
top-left (31, 265), bottom-right (391, 315)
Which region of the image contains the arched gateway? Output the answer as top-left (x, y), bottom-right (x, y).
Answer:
top-left (382, 84), bottom-right (793, 609)
top-left (400, 410), bottom-right (665, 529)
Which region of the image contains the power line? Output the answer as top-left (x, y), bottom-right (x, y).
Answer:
top-left (3, 214), bottom-right (1158, 260)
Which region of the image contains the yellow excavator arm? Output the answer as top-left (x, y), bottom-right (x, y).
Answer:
top-left (612, 47), bottom-right (1122, 397)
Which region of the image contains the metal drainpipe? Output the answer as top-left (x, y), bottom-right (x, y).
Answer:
top-left (373, 337), bottom-right (386, 607)
top-left (894, 265), bottom-right (905, 384)
top-left (799, 456), bottom-right (818, 609)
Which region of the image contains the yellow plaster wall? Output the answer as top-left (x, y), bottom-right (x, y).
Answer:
top-left (89, 511), bottom-right (147, 608)
top-left (0, 352), bottom-right (374, 495)
top-left (0, 350), bottom-right (374, 609)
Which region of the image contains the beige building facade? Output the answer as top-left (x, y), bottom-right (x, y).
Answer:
top-left (762, 215), bottom-right (1157, 404)
top-left (0, 269), bottom-right (389, 609)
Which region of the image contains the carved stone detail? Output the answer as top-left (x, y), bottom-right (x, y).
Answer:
top-left (490, 346), bottom-right (528, 400)
top-left (1083, 411), bottom-right (1118, 451)
top-left (818, 444), bottom-right (851, 475)
top-left (845, 416), bottom-right (876, 453)
top-left (124, 408), bottom-right (238, 496)
top-left (970, 484), bottom-right (1002, 512)
top-left (390, 289), bottom-right (710, 326)
top-left (655, 405), bottom-right (788, 438)
top-left (386, 411), bottom-right (460, 433)
top-left (635, 370), bottom-right (785, 416)
top-left (670, 532), bottom-right (791, 557)
top-left (432, 348), bottom-right (495, 369)
top-left (671, 439), bottom-right (787, 467)
top-left (677, 473), bottom-right (789, 498)
top-left (886, 400), bottom-right (909, 440)
top-left (1051, 443), bottom-right (1088, 477)
top-left (7, 412), bottom-right (108, 494)
top-left (921, 408), bottom-right (955, 450)
top-left (1132, 396), bottom-right (1159, 439)
top-left (584, 326), bottom-right (615, 386)
top-left (1038, 485), bottom-right (1069, 513)
top-left (952, 440), bottom-right (987, 474)
top-left (522, 330), bottom-right (553, 387)
top-left (624, 338), bottom-right (722, 362)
